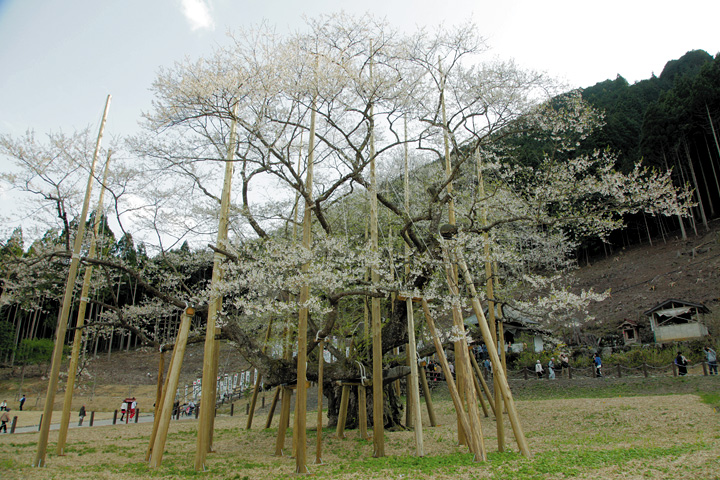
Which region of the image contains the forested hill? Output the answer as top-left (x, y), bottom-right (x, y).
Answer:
top-left (580, 49), bottom-right (715, 170)
top-left (567, 50), bottom-right (720, 260)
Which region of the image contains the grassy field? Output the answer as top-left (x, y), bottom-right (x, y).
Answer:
top-left (1, 376), bottom-right (719, 479)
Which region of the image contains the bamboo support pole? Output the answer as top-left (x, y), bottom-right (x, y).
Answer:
top-left (195, 103), bottom-right (238, 471)
top-left (315, 339), bottom-right (325, 464)
top-left (57, 151), bottom-right (113, 455)
top-left (149, 308), bottom-right (193, 467)
top-left (420, 299), bottom-right (479, 458)
top-left (34, 95), bottom-right (111, 468)
top-left (418, 366), bottom-right (437, 427)
top-left (247, 319), bottom-right (273, 429)
top-left (455, 253), bottom-right (531, 458)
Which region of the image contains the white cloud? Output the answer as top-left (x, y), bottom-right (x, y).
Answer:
top-left (180, 0), bottom-right (215, 31)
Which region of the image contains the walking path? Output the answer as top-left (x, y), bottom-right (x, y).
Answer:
top-left (5, 411), bottom-right (200, 435)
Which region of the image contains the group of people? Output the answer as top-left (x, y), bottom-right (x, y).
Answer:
top-left (535, 353), bottom-right (570, 379)
top-left (539, 346), bottom-right (718, 379)
top-left (673, 347), bottom-right (717, 376)
top-left (0, 395), bottom-right (24, 433)
top-left (120, 397), bottom-right (137, 421)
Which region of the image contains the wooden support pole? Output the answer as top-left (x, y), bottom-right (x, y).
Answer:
top-left (154, 352), bottom-right (166, 420)
top-left (34, 94), bottom-right (111, 468)
top-left (336, 384), bottom-right (350, 439)
top-left (315, 339), bottom-right (325, 464)
top-left (195, 103), bottom-right (238, 471)
top-left (358, 385), bottom-right (369, 440)
top-left (418, 366), bottom-right (437, 427)
top-left (405, 347), bottom-right (414, 428)
top-left (441, 245), bottom-right (486, 461)
top-left (292, 92), bottom-right (317, 475)
top-left (208, 337), bottom-right (220, 451)
top-left (149, 308), bottom-right (193, 468)
top-left (247, 319), bottom-right (273, 429)
top-left (57, 151), bottom-right (113, 456)
top-left (455, 254), bottom-right (531, 458)
top-left (368, 48), bottom-right (385, 459)
top-left (265, 388), bottom-right (281, 429)
top-left (405, 300), bottom-right (424, 455)
top-left (469, 353), bottom-right (495, 417)
top-left (274, 387), bottom-right (292, 456)
top-left (420, 299), bottom-right (479, 458)
top-left (483, 240), bottom-right (505, 452)
top-left (146, 351), bottom-right (173, 462)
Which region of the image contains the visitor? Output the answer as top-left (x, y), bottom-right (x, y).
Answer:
top-left (0, 400), bottom-right (6, 411)
top-left (79, 405), bottom-right (86, 426)
top-left (548, 358), bottom-right (556, 379)
top-left (483, 358), bottom-right (492, 377)
top-left (0, 408), bottom-right (9, 433)
top-left (675, 352), bottom-right (688, 376)
top-left (130, 398), bottom-right (137, 419)
top-left (560, 353), bottom-right (570, 378)
top-left (704, 346), bottom-right (717, 375)
top-left (19, 395), bottom-right (25, 411)
top-left (120, 400), bottom-right (127, 421)
top-left (535, 360), bottom-right (544, 379)
top-left (593, 354), bottom-right (602, 377)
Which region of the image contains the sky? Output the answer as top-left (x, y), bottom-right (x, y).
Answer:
top-left (0, 0), bottom-right (719, 239)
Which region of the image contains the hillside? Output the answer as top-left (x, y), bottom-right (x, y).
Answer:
top-left (572, 219), bottom-right (720, 338)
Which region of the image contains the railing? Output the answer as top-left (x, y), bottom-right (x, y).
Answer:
top-left (507, 361), bottom-right (716, 380)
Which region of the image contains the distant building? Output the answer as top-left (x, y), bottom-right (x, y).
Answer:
top-left (465, 305), bottom-right (549, 353)
top-left (618, 319), bottom-right (641, 345)
top-left (644, 299), bottom-right (710, 343)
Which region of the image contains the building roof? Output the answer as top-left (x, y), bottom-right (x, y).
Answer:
top-left (618, 319), bottom-right (642, 329)
top-left (643, 298), bottom-right (710, 316)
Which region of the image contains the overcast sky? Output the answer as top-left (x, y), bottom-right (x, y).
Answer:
top-left (2, 0), bottom-right (719, 139)
top-left (1, 0), bottom-right (719, 240)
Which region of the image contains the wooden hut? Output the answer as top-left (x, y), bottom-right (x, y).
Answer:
top-left (644, 299), bottom-right (710, 343)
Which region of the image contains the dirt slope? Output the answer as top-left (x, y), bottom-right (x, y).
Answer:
top-left (572, 220), bottom-right (720, 332)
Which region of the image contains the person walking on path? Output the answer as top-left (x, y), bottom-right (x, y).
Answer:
top-left (79, 405), bottom-right (86, 426)
top-left (0, 400), bottom-right (6, 411)
top-left (593, 354), bottom-right (602, 377)
top-left (0, 408), bottom-right (9, 433)
top-left (19, 395), bottom-right (25, 411)
top-left (548, 358), bottom-right (556, 379)
top-left (705, 346), bottom-right (717, 375)
top-left (675, 352), bottom-right (688, 376)
top-left (535, 360), bottom-right (544, 379)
